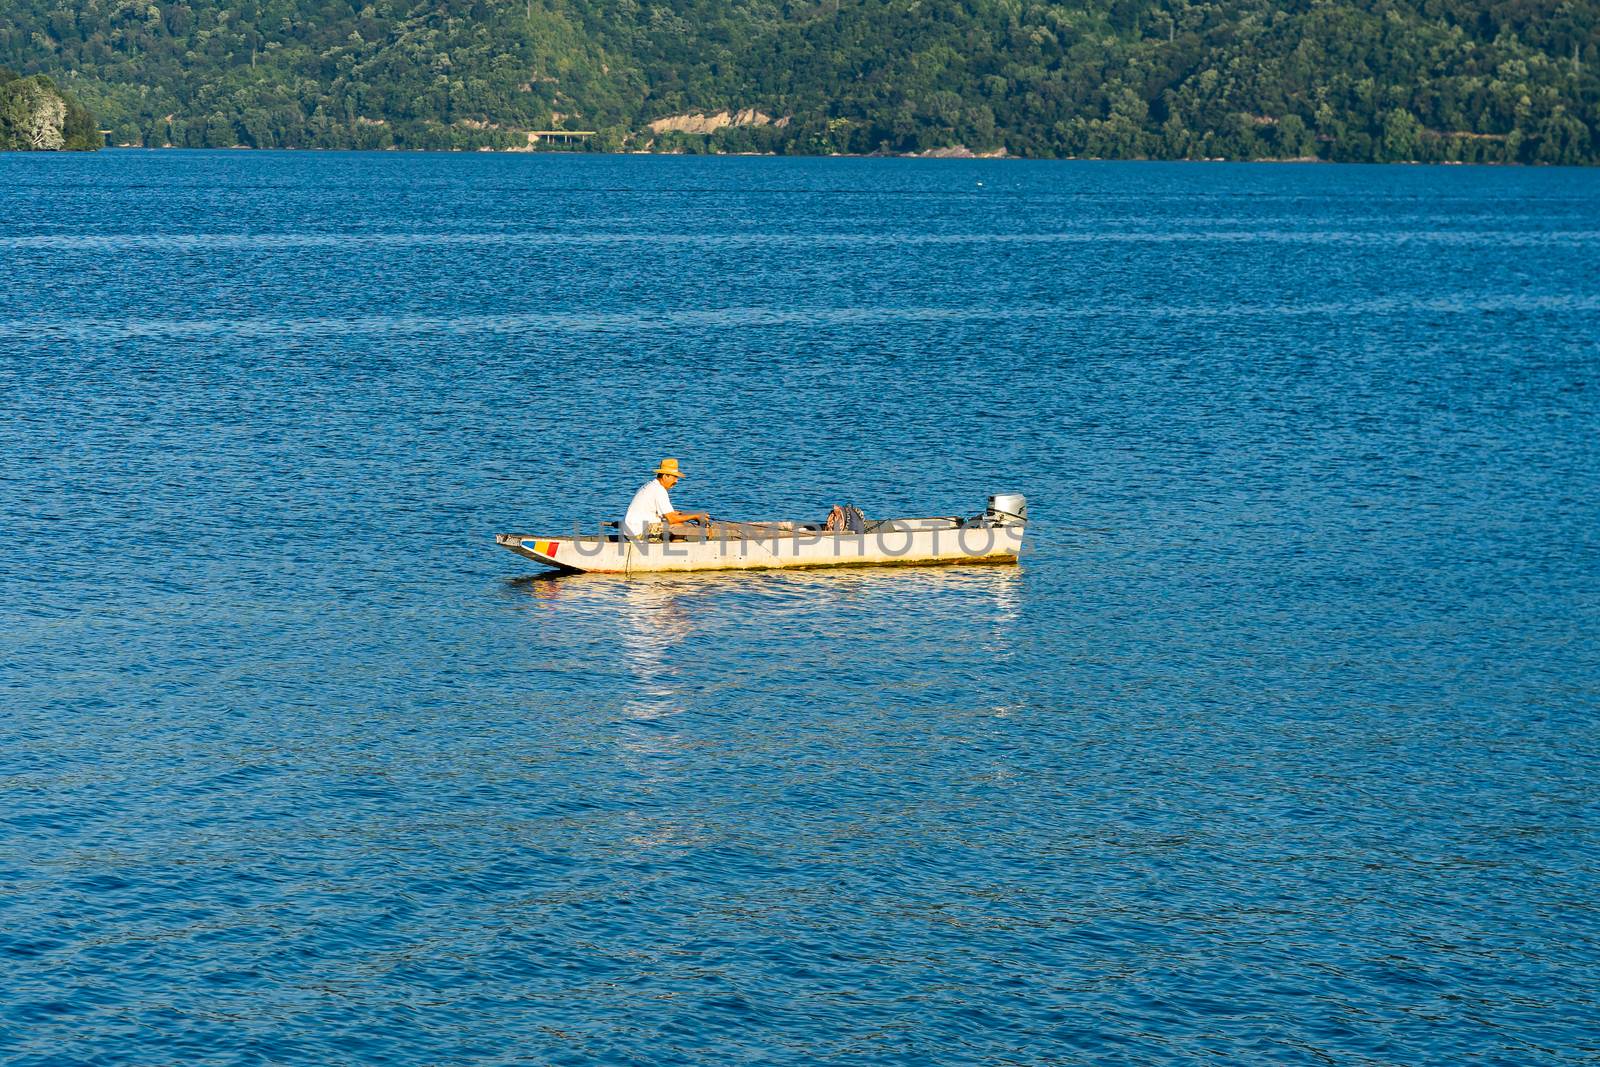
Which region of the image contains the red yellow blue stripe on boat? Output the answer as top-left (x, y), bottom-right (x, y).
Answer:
top-left (522, 539), bottom-right (561, 557)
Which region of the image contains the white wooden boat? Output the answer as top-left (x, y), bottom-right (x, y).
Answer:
top-left (497, 494), bottom-right (1027, 575)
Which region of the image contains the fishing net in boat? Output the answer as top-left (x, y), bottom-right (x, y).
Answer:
top-left (824, 505), bottom-right (867, 533)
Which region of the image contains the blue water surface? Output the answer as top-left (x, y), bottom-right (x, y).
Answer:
top-left (1, 151), bottom-right (1598, 1065)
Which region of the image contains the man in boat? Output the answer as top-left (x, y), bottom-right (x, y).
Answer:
top-left (621, 458), bottom-right (710, 540)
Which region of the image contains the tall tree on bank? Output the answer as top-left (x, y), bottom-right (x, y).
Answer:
top-left (0, 69), bottom-right (99, 150)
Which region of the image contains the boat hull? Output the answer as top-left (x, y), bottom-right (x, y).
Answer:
top-left (495, 525), bottom-right (1024, 575)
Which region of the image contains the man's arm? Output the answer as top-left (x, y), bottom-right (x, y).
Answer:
top-left (663, 510), bottom-right (711, 524)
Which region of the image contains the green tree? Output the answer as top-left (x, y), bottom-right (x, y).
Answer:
top-left (1273, 114), bottom-right (1314, 158)
top-left (1379, 107), bottom-right (1423, 161)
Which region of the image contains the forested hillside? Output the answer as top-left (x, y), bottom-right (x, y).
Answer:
top-left (3, 0), bottom-right (1597, 161)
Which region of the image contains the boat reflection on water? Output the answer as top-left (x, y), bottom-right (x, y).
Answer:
top-left (502, 566), bottom-right (1029, 856)
top-left (507, 565), bottom-right (1025, 715)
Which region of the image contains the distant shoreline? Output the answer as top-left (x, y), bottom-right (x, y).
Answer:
top-left (62, 146), bottom-right (1568, 167)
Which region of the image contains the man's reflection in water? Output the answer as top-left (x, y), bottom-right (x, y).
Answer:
top-left (617, 578), bottom-right (694, 720)
top-left (602, 579), bottom-right (701, 858)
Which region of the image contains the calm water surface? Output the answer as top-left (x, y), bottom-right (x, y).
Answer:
top-left (2, 152), bottom-right (1598, 1064)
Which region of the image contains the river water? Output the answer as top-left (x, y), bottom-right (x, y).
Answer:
top-left (2, 151), bottom-right (1597, 1064)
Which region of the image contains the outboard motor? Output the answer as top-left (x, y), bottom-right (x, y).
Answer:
top-left (986, 493), bottom-right (1027, 527)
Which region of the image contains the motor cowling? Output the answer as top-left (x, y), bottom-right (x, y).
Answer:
top-left (986, 493), bottom-right (1027, 526)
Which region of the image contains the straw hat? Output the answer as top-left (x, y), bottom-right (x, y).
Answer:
top-left (655, 458), bottom-right (686, 478)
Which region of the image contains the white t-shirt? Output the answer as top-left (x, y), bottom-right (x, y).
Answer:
top-left (622, 478), bottom-right (673, 537)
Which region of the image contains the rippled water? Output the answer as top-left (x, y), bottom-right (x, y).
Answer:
top-left (2, 151), bottom-right (1598, 1064)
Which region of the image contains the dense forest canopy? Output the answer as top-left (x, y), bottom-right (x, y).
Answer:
top-left (2, 0), bottom-right (1597, 160)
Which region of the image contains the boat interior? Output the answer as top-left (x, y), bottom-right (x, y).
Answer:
top-left (578, 514), bottom-right (995, 543)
